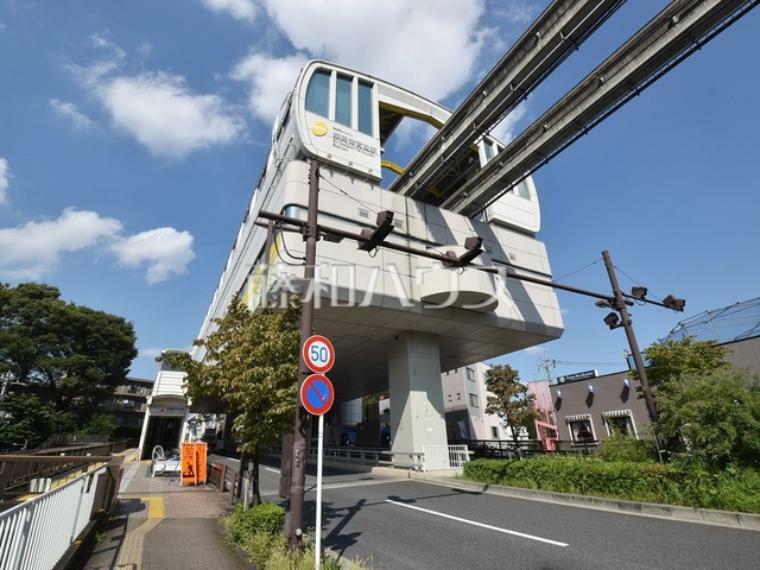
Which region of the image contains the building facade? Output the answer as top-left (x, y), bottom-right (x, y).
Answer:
top-left (550, 334), bottom-right (760, 445)
top-left (442, 362), bottom-right (511, 441)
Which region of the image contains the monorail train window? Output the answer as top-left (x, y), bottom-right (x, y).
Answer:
top-left (335, 74), bottom-right (353, 127)
top-left (484, 141), bottom-right (495, 161)
top-left (514, 179), bottom-right (531, 200)
top-left (358, 80), bottom-right (373, 136)
top-left (305, 69), bottom-right (330, 118)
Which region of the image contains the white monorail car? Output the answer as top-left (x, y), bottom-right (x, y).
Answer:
top-left (193, 61), bottom-right (562, 401)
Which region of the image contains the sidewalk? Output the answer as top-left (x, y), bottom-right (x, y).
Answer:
top-left (82, 455), bottom-right (251, 569)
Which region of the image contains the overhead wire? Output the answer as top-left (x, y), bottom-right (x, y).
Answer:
top-left (553, 259), bottom-right (600, 282)
top-left (319, 174), bottom-right (379, 215)
top-left (272, 224), bottom-right (305, 266)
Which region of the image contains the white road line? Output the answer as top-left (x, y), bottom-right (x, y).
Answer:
top-left (385, 499), bottom-right (569, 547)
top-left (318, 479), bottom-right (400, 492)
top-left (264, 467), bottom-right (280, 473)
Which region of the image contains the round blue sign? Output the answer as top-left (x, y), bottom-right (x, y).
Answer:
top-left (300, 374), bottom-right (335, 416)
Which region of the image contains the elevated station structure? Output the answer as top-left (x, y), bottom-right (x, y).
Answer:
top-left (190, 0), bottom-right (758, 465)
top-left (192, 61), bottom-right (563, 464)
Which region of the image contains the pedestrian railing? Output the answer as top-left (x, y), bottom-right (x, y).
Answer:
top-left (0, 442), bottom-right (127, 499)
top-left (0, 457), bottom-right (122, 570)
top-left (421, 445), bottom-right (470, 471)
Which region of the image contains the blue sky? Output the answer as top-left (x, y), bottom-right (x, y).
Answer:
top-left (1, 1), bottom-right (758, 383)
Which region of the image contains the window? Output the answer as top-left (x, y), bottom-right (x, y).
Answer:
top-left (603, 410), bottom-right (636, 438)
top-left (514, 180), bottom-right (531, 200)
top-left (466, 367), bottom-right (475, 382)
top-left (606, 416), bottom-right (634, 436)
top-left (469, 393), bottom-right (479, 408)
top-left (484, 141), bottom-right (494, 161)
top-left (335, 74), bottom-right (353, 127)
top-left (358, 80), bottom-right (373, 136)
top-left (568, 418), bottom-right (595, 443)
top-left (491, 426), bottom-right (499, 440)
top-left (305, 69), bottom-right (330, 118)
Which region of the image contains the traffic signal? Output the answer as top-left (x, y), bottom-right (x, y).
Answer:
top-left (663, 294), bottom-right (686, 312)
top-left (358, 210), bottom-right (394, 252)
top-left (603, 312), bottom-right (621, 329)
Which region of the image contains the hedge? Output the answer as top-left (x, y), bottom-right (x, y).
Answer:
top-left (462, 456), bottom-right (760, 513)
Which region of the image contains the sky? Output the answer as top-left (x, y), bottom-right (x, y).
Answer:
top-left (1, 0), bottom-right (758, 383)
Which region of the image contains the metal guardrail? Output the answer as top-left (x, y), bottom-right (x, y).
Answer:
top-left (454, 438), bottom-right (599, 459)
top-left (0, 442), bottom-right (126, 499)
top-left (306, 446), bottom-right (472, 472)
top-left (0, 457), bottom-right (122, 570)
top-left (421, 445), bottom-right (470, 471)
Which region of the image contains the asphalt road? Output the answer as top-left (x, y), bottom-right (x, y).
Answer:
top-left (210, 455), bottom-right (760, 569)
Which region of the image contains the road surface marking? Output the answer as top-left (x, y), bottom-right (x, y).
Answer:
top-left (385, 499), bottom-right (569, 547)
top-left (265, 467), bottom-right (280, 474)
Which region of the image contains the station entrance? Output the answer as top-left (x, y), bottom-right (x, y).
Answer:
top-left (138, 396), bottom-right (187, 460)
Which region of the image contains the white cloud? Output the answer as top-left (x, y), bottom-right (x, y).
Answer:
top-left (201, 0), bottom-right (256, 23)
top-left (111, 227), bottom-right (195, 284)
top-left (0, 209), bottom-right (196, 283)
top-left (71, 38), bottom-right (244, 159)
top-left (49, 98), bottom-right (95, 130)
top-left (490, 102), bottom-right (528, 144)
top-left (0, 209), bottom-right (122, 279)
top-left (231, 53), bottom-right (307, 122)
top-left (138, 347), bottom-right (164, 359)
top-left (259, 0), bottom-right (486, 101)
top-left (0, 158), bottom-right (9, 204)
top-left (96, 72), bottom-right (244, 158)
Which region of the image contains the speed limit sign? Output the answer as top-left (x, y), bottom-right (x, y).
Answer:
top-left (303, 335), bottom-right (335, 374)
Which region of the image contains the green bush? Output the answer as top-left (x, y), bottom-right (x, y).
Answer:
top-left (462, 456), bottom-right (760, 513)
top-left (224, 502), bottom-right (286, 543)
top-left (597, 434), bottom-right (655, 463)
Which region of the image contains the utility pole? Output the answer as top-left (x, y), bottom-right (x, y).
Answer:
top-left (601, 250), bottom-right (658, 423)
top-left (287, 159), bottom-right (319, 547)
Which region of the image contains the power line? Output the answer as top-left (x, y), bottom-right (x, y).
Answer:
top-left (319, 174), bottom-right (379, 215)
top-left (554, 259), bottom-right (600, 282)
top-left (613, 263), bottom-right (665, 302)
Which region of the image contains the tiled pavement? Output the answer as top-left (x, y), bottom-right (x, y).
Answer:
top-left (82, 457), bottom-right (251, 569)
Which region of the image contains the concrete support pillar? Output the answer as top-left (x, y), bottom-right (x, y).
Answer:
top-left (388, 332), bottom-right (448, 468)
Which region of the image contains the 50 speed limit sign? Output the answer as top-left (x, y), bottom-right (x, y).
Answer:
top-left (303, 335), bottom-right (335, 374)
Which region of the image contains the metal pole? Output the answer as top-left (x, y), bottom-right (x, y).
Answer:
top-left (315, 413), bottom-right (324, 570)
top-left (601, 251), bottom-right (658, 423)
top-left (288, 159), bottom-right (319, 547)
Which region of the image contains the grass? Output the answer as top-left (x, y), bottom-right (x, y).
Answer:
top-left (462, 456), bottom-right (760, 514)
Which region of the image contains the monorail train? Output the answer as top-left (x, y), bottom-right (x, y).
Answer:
top-left (192, 61), bottom-right (562, 400)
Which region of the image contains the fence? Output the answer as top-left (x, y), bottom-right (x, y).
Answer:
top-left (207, 461), bottom-right (241, 505)
top-left (0, 442), bottom-right (126, 499)
top-left (455, 438), bottom-right (599, 459)
top-left (421, 445), bottom-right (470, 471)
top-left (0, 457), bottom-right (122, 570)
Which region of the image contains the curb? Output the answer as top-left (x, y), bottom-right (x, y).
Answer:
top-left (409, 473), bottom-right (760, 531)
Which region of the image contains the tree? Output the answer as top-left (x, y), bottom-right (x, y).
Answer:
top-left (0, 394), bottom-right (76, 449)
top-left (167, 298), bottom-right (301, 505)
top-left (485, 364), bottom-right (537, 457)
top-left (656, 367), bottom-right (760, 468)
top-left (0, 283), bottom-right (137, 413)
top-left (643, 337), bottom-right (728, 390)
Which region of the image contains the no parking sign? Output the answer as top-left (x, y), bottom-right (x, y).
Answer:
top-left (300, 374), bottom-right (335, 416)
